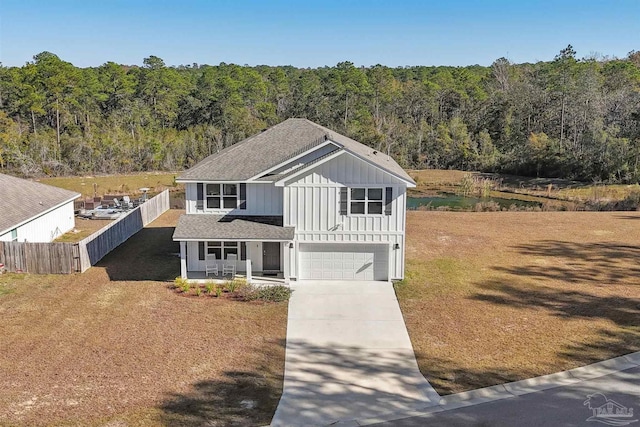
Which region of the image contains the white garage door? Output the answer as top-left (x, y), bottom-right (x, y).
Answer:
top-left (299, 243), bottom-right (389, 281)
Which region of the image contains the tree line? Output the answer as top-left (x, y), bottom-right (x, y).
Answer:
top-left (1, 46), bottom-right (639, 181)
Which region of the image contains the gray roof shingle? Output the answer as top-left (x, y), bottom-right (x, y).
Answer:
top-left (178, 119), bottom-right (328, 181)
top-left (173, 215), bottom-right (295, 241)
top-left (177, 118), bottom-right (415, 185)
top-left (0, 174), bottom-right (80, 235)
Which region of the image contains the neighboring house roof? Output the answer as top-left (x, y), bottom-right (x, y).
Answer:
top-left (173, 215), bottom-right (295, 241)
top-left (177, 118), bottom-right (415, 185)
top-left (0, 173), bottom-right (80, 235)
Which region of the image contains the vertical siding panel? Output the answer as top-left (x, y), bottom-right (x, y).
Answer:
top-left (292, 188), bottom-right (297, 226)
top-left (312, 187), bottom-right (318, 231)
top-left (320, 187), bottom-right (327, 230)
top-left (305, 187), bottom-right (312, 230)
top-left (298, 187), bottom-right (304, 229)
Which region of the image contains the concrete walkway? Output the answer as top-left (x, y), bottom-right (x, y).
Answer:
top-left (271, 281), bottom-right (439, 427)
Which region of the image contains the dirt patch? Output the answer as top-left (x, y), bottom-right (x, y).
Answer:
top-left (399, 211), bottom-right (640, 395)
top-left (0, 209), bottom-right (287, 426)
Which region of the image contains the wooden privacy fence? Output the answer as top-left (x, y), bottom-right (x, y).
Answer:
top-left (0, 242), bottom-right (79, 274)
top-left (76, 189), bottom-right (170, 272)
top-left (0, 190), bottom-right (170, 274)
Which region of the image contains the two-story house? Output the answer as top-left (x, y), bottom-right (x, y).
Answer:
top-left (172, 118), bottom-right (415, 282)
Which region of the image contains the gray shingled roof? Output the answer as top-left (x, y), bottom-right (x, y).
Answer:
top-left (0, 173), bottom-right (80, 235)
top-left (178, 118), bottom-right (415, 184)
top-left (173, 215), bottom-right (295, 241)
top-left (178, 119), bottom-right (329, 181)
top-left (302, 120), bottom-right (415, 184)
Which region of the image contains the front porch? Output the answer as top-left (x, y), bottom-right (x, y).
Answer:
top-left (173, 214), bottom-right (296, 284)
top-left (183, 268), bottom-right (287, 285)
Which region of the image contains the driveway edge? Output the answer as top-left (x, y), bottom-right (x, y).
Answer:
top-left (347, 350), bottom-right (640, 426)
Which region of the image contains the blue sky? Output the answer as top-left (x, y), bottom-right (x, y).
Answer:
top-left (1, 0), bottom-right (639, 68)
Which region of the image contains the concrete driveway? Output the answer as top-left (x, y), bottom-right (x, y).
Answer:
top-left (271, 281), bottom-right (439, 427)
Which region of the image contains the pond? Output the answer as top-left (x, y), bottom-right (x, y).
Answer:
top-left (407, 193), bottom-right (541, 210)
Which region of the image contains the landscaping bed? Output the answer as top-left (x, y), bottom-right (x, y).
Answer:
top-left (398, 210), bottom-right (640, 395)
top-left (0, 209), bottom-right (287, 426)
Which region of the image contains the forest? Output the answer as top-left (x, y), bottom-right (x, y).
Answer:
top-left (0, 46), bottom-right (639, 182)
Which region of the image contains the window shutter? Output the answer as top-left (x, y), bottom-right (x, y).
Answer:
top-left (240, 242), bottom-right (246, 260)
top-left (339, 187), bottom-right (348, 215)
top-left (239, 183), bottom-right (246, 210)
top-left (196, 183), bottom-right (204, 210)
top-left (198, 242), bottom-right (205, 260)
top-left (384, 187), bottom-right (393, 215)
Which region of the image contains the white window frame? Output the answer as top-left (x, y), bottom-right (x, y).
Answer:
top-left (206, 241), bottom-right (239, 260)
top-left (205, 183), bottom-right (238, 210)
top-left (349, 187), bottom-right (384, 215)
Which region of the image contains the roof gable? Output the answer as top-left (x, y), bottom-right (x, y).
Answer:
top-left (0, 174), bottom-right (80, 235)
top-left (281, 150), bottom-right (407, 187)
top-left (178, 119), bottom-right (328, 181)
top-left (177, 118), bottom-right (415, 185)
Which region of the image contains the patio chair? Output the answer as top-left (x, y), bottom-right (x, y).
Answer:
top-left (223, 253), bottom-right (237, 278)
top-left (122, 195), bottom-right (134, 210)
top-left (205, 255), bottom-right (219, 277)
top-left (112, 198), bottom-right (122, 209)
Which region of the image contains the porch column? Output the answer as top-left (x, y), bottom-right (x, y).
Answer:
top-left (180, 241), bottom-right (187, 279)
top-left (283, 241), bottom-right (291, 284)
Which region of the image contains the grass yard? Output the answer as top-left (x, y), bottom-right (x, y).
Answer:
top-left (40, 172), bottom-right (181, 199)
top-left (53, 217), bottom-right (113, 243)
top-left (0, 209), bottom-right (287, 426)
top-left (398, 210), bottom-right (640, 395)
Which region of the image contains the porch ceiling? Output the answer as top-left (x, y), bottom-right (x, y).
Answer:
top-left (173, 214), bottom-right (295, 241)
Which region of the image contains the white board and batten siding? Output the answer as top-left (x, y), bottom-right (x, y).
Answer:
top-left (283, 152), bottom-right (407, 280)
top-left (0, 201), bottom-right (75, 243)
top-left (184, 182), bottom-right (282, 215)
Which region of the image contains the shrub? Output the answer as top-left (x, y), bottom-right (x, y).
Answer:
top-left (174, 276), bottom-right (188, 289)
top-left (227, 279), bottom-right (246, 293)
top-left (215, 286), bottom-right (223, 298)
top-left (458, 174), bottom-right (474, 197)
top-left (194, 287), bottom-right (202, 296)
top-left (205, 282), bottom-right (215, 294)
top-left (238, 284), bottom-right (292, 302)
top-left (257, 285), bottom-right (292, 302)
top-left (181, 282), bottom-right (191, 293)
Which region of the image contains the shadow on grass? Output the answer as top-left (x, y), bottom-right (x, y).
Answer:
top-left (614, 214), bottom-right (640, 220)
top-left (438, 239), bottom-right (640, 393)
top-left (417, 328), bottom-right (640, 396)
top-left (560, 328), bottom-right (640, 366)
top-left (473, 279), bottom-right (640, 327)
top-left (159, 339), bottom-right (284, 427)
top-left (97, 226), bottom-right (180, 282)
top-left (491, 240), bottom-right (640, 286)
top-left (415, 353), bottom-right (541, 396)
top-left (160, 338), bottom-right (440, 426)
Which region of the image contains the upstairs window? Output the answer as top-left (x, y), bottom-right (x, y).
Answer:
top-left (350, 188), bottom-right (383, 215)
top-left (206, 184), bottom-right (238, 209)
top-left (10, 229), bottom-right (17, 241)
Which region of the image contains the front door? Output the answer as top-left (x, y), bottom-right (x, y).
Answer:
top-left (262, 242), bottom-right (280, 271)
